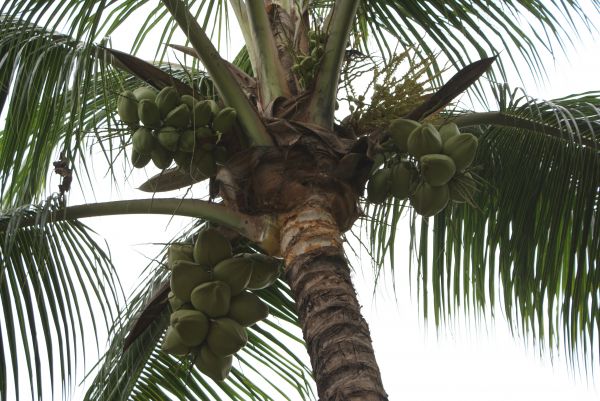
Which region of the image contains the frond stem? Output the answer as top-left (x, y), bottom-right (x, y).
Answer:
top-left (306, 0), bottom-right (360, 130)
top-left (160, 0), bottom-right (273, 146)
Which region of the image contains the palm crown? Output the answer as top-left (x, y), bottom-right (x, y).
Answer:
top-left (0, 1), bottom-right (599, 400)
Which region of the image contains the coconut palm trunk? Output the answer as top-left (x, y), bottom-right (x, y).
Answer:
top-left (281, 196), bottom-right (387, 400)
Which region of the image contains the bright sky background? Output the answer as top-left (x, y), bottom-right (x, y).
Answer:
top-left (7, 2), bottom-right (600, 400)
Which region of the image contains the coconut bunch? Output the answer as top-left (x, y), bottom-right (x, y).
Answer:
top-left (292, 30), bottom-right (325, 87)
top-left (116, 86), bottom-right (236, 175)
top-left (162, 228), bottom-right (281, 382)
top-left (367, 119), bottom-right (478, 217)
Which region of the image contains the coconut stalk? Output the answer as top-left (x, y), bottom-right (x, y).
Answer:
top-left (245, 0), bottom-right (291, 103)
top-left (306, 0), bottom-right (360, 130)
top-left (160, 0), bottom-right (273, 146)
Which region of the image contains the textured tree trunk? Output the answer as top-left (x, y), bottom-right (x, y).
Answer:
top-left (280, 196), bottom-right (388, 401)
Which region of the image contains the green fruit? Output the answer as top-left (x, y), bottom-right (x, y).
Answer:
top-left (407, 123), bottom-right (443, 158)
top-left (367, 168), bottom-right (392, 204)
top-left (191, 100), bottom-right (216, 128)
top-left (438, 122), bottom-right (460, 144)
top-left (158, 126), bottom-right (180, 152)
top-left (389, 163), bottom-right (414, 199)
top-left (213, 257), bottom-right (253, 296)
top-left (420, 154), bottom-right (456, 187)
top-left (190, 281), bottom-right (232, 318)
top-left (195, 127), bottom-right (215, 139)
top-left (181, 94), bottom-right (197, 109)
top-left (227, 292), bottom-right (269, 327)
top-left (190, 150), bottom-right (217, 179)
top-left (170, 309), bottom-right (210, 347)
top-left (131, 148), bottom-right (151, 168)
top-left (409, 182), bottom-right (450, 217)
top-left (168, 291), bottom-right (187, 312)
top-left (244, 254), bottom-right (280, 290)
top-left (442, 133), bottom-right (478, 172)
top-left (448, 172), bottom-right (476, 203)
top-left (174, 151), bottom-right (192, 169)
top-left (193, 228), bottom-right (232, 267)
top-left (300, 56), bottom-right (316, 71)
top-left (151, 145), bottom-right (173, 169)
top-left (132, 126), bottom-right (157, 154)
top-left (137, 99), bottom-right (161, 129)
top-left (161, 326), bottom-right (190, 356)
top-left (212, 107), bottom-right (237, 134)
top-left (133, 86), bottom-right (158, 102)
top-left (117, 90), bottom-right (139, 125)
top-left (168, 244), bottom-right (194, 269)
top-left (170, 260), bottom-right (212, 301)
top-left (206, 99), bottom-right (220, 115)
top-left (179, 129), bottom-right (196, 153)
top-left (206, 318), bottom-right (248, 356)
top-left (164, 104), bottom-right (190, 129)
top-left (195, 345), bottom-right (233, 382)
top-left (387, 118), bottom-right (421, 153)
top-left (156, 86), bottom-right (180, 117)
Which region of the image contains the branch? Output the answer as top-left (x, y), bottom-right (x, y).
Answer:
top-left (7, 199), bottom-right (267, 243)
top-left (451, 111), bottom-right (596, 147)
top-left (306, 0), bottom-right (360, 130)
top-left (228, 0), bottom-right (259, 76)
top-left (246, 0), bottom-right (291, 103)
top-left (160, 0), bottom-right (273, 146)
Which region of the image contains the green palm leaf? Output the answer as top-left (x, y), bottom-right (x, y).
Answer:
top-left (0, 196), bottom-right (120, 401)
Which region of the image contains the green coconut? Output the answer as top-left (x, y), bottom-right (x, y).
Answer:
top-left (170, 309), bottom-right (210, 347)
top-left (170, 260), bottom-right (212, 301)
top-left (161, 326), bottom-right (191, 356)
top-left (156, 86), bottom-right (181, 117)
top-left (195, 345), bottom-right (233, 382)
top-left (151, 145), bottom-right (173, 169)
top-left (190, 281), bottom-right (232, 318)
top-left (227, 291), bottom-right (269, 327)
top-left (409, 182), bottom-right (450, 217)
top-left (190, 150), bottom-right (217, 179)
top-left (195, 127), bottom-right (215, 140)
top-left (164, 104), bottom-right (190, 129)
top-left (133, 86), bottom-right (158, 102)
top-left (131, 149), bottom-right (151, 168)
top-left (157, 126), bottom-right (180, 152)
top-left (407, 123), bottom-right (443, 158)
top-left (193, 228), bottom-right (232, 267)
top-left (244, 253), bottom-right (281, 290)
top-left (206, 317), bottom-right (248, 356)
top-left (181, 94), bottom-right (197, 109)
top-left (389, 163), bottom-right (414, 199)
top-left (420, 154), bottom-right (456, 187)
top-left (168, 291), bottom-right (188, 312)
top-left (367, 168), bottom-right (392, 204)
top-left (438, 122), bottom-right (460, 144)
top-left (191, 100), bottom-right (216, 128)
top-left (179, 129), bottom-right (196, 153)
top-left (387, 118), bottom-right (421, 152)
top-left (137, 99), bottom-right (161, 129)
top-left (117, 90), bottom-right (139, 125)
top-left (212, 107), bottom-right (237, 134)
top-left (168, 243), bottom-right (194, 269)
top-left (213, 257), bottom-right (253, 296)
top-left (132, 126), bottom-right (157, 155)
top-left (442, 133), bottom-right (478, 172)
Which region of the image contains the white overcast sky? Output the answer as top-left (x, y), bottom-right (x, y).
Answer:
top-left (9, 2), bottom-right (599, 400)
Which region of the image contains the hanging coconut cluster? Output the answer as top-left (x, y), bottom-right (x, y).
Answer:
top-left (116, 86), bottom-right (236, 175)
top-left (162, 228), bottom-right (281, 382)
top-left (292, 30), bottom-right (325, 87)
top-left (367, 119), bottom-right (478, 217)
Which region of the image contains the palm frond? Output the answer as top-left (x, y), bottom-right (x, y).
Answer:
top-left (85, 225), bottom-right (315, 401)
top-left (0, 196), bottom-right (120, 401)
top-left (347, 1), bottom-right (597, 87)
top-left (367, 87), bottom-right (600, 368)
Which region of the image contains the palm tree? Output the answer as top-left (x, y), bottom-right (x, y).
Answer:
top-left (0, 0), bottom-right (598, 400)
